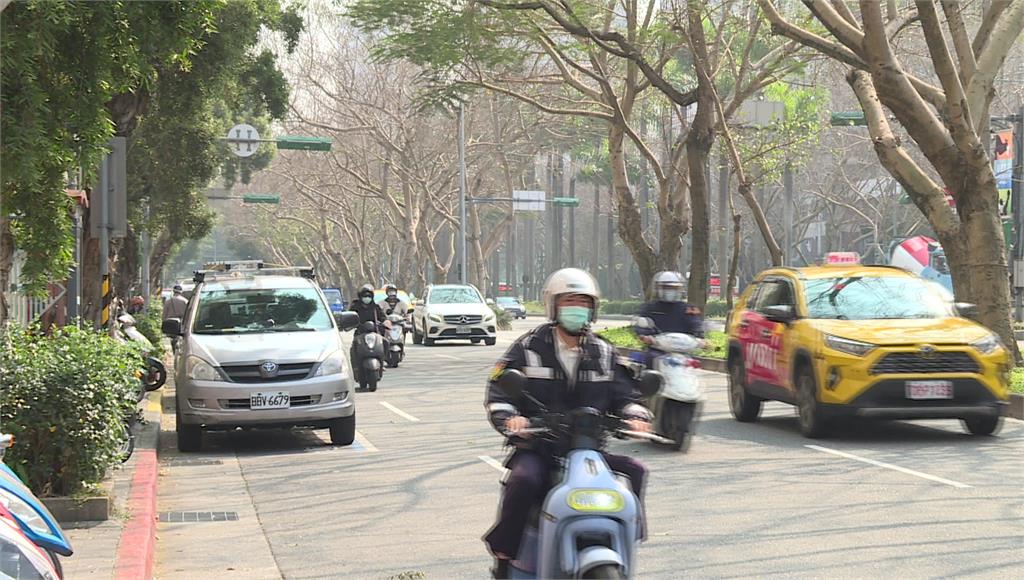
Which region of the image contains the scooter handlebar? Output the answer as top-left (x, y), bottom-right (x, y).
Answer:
top-left (618, 429), bottom-right (676, 444)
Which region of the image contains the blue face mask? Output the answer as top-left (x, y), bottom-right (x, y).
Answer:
top-left (361, 296), bottom-right (372, 304)
top-left (557, 306), bottom-right (591, 333)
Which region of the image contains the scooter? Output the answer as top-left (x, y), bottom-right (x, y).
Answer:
top-left (352, 321), bottom-right (385, 392)
top-left (0, 504), bottom-right (61, 579)
top-left (0, 433), bottom-right (72, 578)
top-left (115, 310), bottom-right (166, 392)
top-left (384, 314), bottom-right (405, 368)
top-left (632, 319), bottom-right (703, 452)
top-left (495, 369), bottom-right (666, 579)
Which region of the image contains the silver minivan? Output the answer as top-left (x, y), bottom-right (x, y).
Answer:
top-left (162, 271), bottom-right (360, 451)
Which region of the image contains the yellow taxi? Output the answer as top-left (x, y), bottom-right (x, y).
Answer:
top-left (725, 264), bottom-right (1011, 437)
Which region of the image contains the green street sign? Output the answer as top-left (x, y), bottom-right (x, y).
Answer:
top-left (276, 136), bottom-right (332, 151)
top-left (552, 197), bottom-right (580, 207)
top-left (242, 194), bottom-right (280, 204)
top-left (830, 111), bottom-right (867, 126)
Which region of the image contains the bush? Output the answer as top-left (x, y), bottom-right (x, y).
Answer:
top-left (134, 300), bottom-right (166, 359)
top-left (490, 305), bottom-right (512, 331)
top-left (600, 300), bottom-right (643, 316)
top-left (0, 324), bottom-right (142, 497)
top-left (704, 300), bottom-right (729, 319)
top-left (598, 325), bottom-right (727, 360)
top-left (524, 301), bottom-right (544, 315)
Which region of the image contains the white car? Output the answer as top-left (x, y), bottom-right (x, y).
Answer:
top-left (412, 284), bottom-right (497, 346)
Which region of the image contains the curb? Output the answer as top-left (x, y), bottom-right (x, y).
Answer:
top-left (114, 392), bottom-right (161, 580)
top-left (1010, 394), bottom-right (1023, 420)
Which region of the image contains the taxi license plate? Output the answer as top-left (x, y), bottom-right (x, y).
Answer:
top-left (456, 325), bottom-right (472, 334)
top-left (905, 381), bottom-right (953, 400)
top-left (251, 391), bottom-right (289, 410)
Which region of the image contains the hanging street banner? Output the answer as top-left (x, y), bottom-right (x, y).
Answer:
top-left (994, 128), bottom-right (1014, 214)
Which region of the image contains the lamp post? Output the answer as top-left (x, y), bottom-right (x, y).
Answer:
top-left (458, 103), bottom-right (468, 285)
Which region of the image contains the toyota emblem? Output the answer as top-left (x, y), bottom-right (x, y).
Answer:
top-left (918, 345), bottom-right (937, 359)
top-left (259, 361), bottom-right (280, 377)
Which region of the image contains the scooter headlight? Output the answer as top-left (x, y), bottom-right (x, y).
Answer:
top-left (0, 489), bottom-right (50, 537)
top-left (567, 489), bottom-right (625, 513)
top-left (186, 356), bottom-right (222, 382)
top-left (315, 350), bottom-right (348, 378)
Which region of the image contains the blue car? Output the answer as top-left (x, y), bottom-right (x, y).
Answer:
top-left (322, 287), bottom-right (346, 314)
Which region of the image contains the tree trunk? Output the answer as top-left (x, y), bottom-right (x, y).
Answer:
top-left (608, 124), bottom-right (657, 295)
top-left (0, 217), bottom-right (13, 325)
top-left (685, 108), bottom-right (715, 310)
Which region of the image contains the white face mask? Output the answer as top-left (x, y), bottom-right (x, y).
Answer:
top-left (661, 289), bottom-right (683, 302)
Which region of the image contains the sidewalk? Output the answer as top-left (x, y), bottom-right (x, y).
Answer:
top-left (62, 391), bottom-right (161, 579)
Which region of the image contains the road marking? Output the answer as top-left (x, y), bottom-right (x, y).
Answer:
top-left (805, 444), bottom-right (971, 489)
top-left (479, 455), bottom-right (508, 474)
top-left (353, 431), bottom-right (378, 452)
top-left (380, 401), bottom-right (421, 422)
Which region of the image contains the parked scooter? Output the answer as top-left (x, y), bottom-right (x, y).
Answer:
top-left (0, 433), bottom-right (72, 578)
top-left (115, 311), bottom-right (167, 392)
top-left (0, 504), bottom-right (61, 579)
top-left (352, 321), bottom-right (385, 392)
top-left (384, 314), bottom-right (405, 368)
top-left (495, 370), bottom-right (666, 579)
top-left (632, 318), bottom-right (703, 452)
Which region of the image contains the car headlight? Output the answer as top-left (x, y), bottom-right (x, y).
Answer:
top-left (484, 311), bottom-right (496, 322)
top-left (186, 356), bottom-right (222, 381)
top-left (823, 334), bottom-right (876, 357)
top-left (429, 313), bottom-right (443, 323)
top-left (971, 333), bottom-right (1002, 354)
top-left (315, 350), bottom-right (348, 377)
top-left (0, 489), bottom-right (50, 537)
top-left (567, 489), bottom-right (625, 513)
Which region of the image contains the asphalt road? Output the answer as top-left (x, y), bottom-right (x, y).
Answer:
top-left (155, 319), bottom-right (1024, 579)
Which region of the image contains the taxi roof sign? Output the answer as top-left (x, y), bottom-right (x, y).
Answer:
top-left (825, 252), bottom-right (861, 265)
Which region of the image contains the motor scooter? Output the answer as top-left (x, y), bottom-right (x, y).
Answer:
top-left (384, 314), bottom-right (405, 368)
top-left (115, 310), bottom-right (166, 392)
top-left (632, 318), bottom-right (703, 452)
top-left (0, 503), bottom-right (61, 579)
top-left (495, 370), bottom-right (666, 579)
top-left (352, 321), bottom-right (385, 391)
top-left (0, 433), bottom-right (72, 578)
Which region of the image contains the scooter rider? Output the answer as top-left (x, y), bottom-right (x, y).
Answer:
top-left (483, 268), bottom-right (653, 578)
top-left (635, 271), bottom-right (706, 352)
top-left (349, 284), bottom-right (388, 367)
top-left (381, 283), bottom-right (407, 317)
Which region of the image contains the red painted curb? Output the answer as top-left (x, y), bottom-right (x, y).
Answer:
top-left (114, 449), bottom-right (157, 580)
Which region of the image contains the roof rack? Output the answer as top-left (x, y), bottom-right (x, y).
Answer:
top-left (193, 261), bottom-right (315, 284)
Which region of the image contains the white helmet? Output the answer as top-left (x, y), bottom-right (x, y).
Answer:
top-left (541, 268), bottom-right (601, 321)
top-left (653, 270), bottom-right (685, 302)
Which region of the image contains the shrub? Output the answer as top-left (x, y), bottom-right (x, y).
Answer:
top-left (0, 324), bottom-right (142, 497)
top-left (600, 300), bottom-right (643, 316)
top-left (133, 300), bottom-right (166, 359)
top-left (597, 326), bottom-right (643, 349)
top-left (490, 305), bottom-right (513, 331)
top-left (524, 301), bottom-right (544, 315)
top-left (704, 300), bottom-right (729, 319)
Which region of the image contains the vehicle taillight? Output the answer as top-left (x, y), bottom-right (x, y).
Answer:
top-left (687, 359), bottom-right (701, 369)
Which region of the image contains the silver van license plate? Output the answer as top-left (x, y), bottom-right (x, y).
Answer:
top-left (251, 392), bottom-right (289, 409)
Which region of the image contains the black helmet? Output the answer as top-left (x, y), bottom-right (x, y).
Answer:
top-left (358, 284), bottom-right (374, 298)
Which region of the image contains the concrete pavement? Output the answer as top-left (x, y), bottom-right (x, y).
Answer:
top-left (155, 319), bottom-right (1024, 578)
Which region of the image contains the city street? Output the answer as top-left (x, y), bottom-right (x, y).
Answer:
top-left (155, 320), bottom-right (1024, 579)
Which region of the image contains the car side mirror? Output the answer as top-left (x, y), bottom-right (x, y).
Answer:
top-left (334, 311), bottom-right (361, 332)
top-left (638, 370), bottom-right (664, 397)
top-left (763, 305), bottom-right (796, 324)
top-left (954, 302), bottom-right (977, 318)
top-left (161, 318), bottom-right (182, 336)
top-left (497, 369), bottom-right (527, 398)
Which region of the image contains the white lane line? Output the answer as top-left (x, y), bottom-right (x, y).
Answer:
top-left (479, 455), bottom-right (509, 474)
top-left (805, 444), bottom-right (971, 489)
top-left (380, 401), bottom-right (421, 422)
top-left (354, 430), bottom-right (379, 452)
top-left (430, 353), bottom-right (462, 361)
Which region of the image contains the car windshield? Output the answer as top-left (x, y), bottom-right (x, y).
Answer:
top-left (430, 287), bottom-right (482, 304)
top-left (803, 276), bottom-right (953, 320)
top-left (496, 297), bottom-right (519, 306)
top-left (193, 287), bottom-right (333, 333)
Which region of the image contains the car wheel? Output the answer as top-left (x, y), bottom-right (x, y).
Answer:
top-left (961, 416), bottom-right (1001, 436)
top-left (413, 322), bottom-right (423, 345)
top-left (485, 337), bottom-right (497, 346)
top-left (728, 359), bottom-right (761, 422)
top-left (423, 322), bottom-right (435, 346)
top-left (329, 414), bottom-right (356, 446)
top-left (176, 404), bottom-right (202, 452)
top-left (796, 365), bottom-right (828, 438)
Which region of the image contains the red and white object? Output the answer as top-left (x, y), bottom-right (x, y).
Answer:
top-left (0, 504), bottom-right (60, 579)
top-left (891, 236), bottom-right (938, 275)
top-left (825, 252), bottom-right (861, 265)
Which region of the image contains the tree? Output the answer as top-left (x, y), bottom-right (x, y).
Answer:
top-left (758, 0), bottom-right (1024, 356)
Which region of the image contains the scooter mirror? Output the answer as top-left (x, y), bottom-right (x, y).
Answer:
top-left (334, 312), bottom-right (361, 332)
top-left (497, 369), bottom-right (527, 399)
top-left (633, 316), bottom-right (655, 329)
top-left (638, 370), bottom-right (664, 397)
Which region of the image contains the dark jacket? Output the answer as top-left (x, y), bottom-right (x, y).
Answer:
top-left (485, 323), bottom-right (650, 452)
top-left (635, 300), bottom-right (704, 338)
top-left (348, 299), bottom-right (386, 332)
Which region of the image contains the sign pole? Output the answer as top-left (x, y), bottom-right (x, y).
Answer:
top-left (99, 154), bottom-right (110, 330)
top-left (458, 103), bottom-right (467, 285)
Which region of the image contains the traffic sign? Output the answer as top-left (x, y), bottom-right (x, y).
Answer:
top-left (276, 136), bottom-right (332, 151)
top-left (242, 194), bottom-right (280, 204)
top-left (227, 124), bottom-right (261, 157)
top-left (552, 197), bottom-right (580, 207)
top-left (513, 190), bottom-right (546, 212)
top-left (830, 111), bottom-right (867, 126)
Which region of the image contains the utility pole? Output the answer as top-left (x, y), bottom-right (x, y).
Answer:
top-left (98, 155), bottom-right (110, 330)
top-left (1010, 104), bottom-right (1024, 321)
top-left (607, 184), bottom-right (616, 299)
top-left (141, 202), bottom-right (151, 311)
top-left (784, 164), bottom-right (794, 266)
top-left (568, 170), bottom-right (577, 267)
top-left (717, 153), bottom-right (729, 279)
top-left (458, 103), bottom-right (468, 285)
top-left (507, 214), bottom-right (516, 297)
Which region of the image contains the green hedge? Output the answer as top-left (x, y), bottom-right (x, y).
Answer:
top-left (600, 301), bottom-right (644, 315)
top-left (0, 324), bottom-right (142, 497)
top-left (598, 325), bottom-right (727, 360)
top-left (134, 300), bottom-right (166, 359)
top-left (704, 300), bottom-right (729, 319)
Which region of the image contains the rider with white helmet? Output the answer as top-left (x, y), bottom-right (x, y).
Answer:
top-left (483, 268), bottom-right (653, 578)
top-left (635, 271), bottom-right (705, 346)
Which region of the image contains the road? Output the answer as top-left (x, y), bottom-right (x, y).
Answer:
top-left (155, 319), bottom-right (1024, 579)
